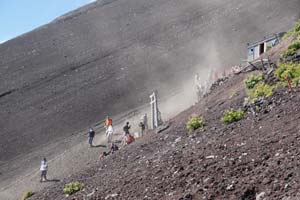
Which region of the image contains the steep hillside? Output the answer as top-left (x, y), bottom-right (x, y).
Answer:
top-left (32, 32), bottom-right (300, 199)
top-left (0, 0), bottom-right (299, 189)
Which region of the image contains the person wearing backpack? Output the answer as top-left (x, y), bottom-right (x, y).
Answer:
top-left (123, 122), bottom-right (131, 135)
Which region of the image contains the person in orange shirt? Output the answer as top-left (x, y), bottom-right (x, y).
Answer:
top-left (105, 116), bottom-right (112, 128)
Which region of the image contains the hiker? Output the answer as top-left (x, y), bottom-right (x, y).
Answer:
top-left (123, 122), bottom-right (131, 136)
top-left (88, 128), bottom-right (95, 147)
top-left (142, 114), bottom-right (148, 130)
top-left (139, 121), bottom-right (145, 136)
top-left (40, 158), bottom-right (48, 182)
top-left (106, 124), bottom-right (114, 144)
top-left (105, 116), bottom-right (112, 129)
top-left (124, 133), bottom-right (134, 145)
top-left (110, 143), bottom-right (119, 154)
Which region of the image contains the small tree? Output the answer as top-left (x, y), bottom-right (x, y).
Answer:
top-left (186, 116), bottom-right (204, 132)
top-left (63, 182), bottom-right (84, 196)
top-left (282, 41), bottom-right (300, 58)
top-left (275, 62), bottom-right (300, 86)
top-left (244, 74), bottom-right (264, 89)
top-left (294, 22), bottom-right (300, 33)
top-left (248, 83), bottom-right (273, 102)
top-left (221, 109), bottom-right (245, 124)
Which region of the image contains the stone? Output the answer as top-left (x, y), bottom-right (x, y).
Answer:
top-left (179, 193), bottom-right (193, 200)
top-left (175, 137), bottom-right (182, 143)
top-left (226, 184), bottom-right (235, 191)
top-left (256, 192), bottom-right (266, 200)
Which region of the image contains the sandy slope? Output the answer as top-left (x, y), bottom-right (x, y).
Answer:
top-left (0, 0), bottom-right (300, 198)
top-left (0, 89), bottom-right (194, 200)
top-left (33, 73), bottom-right (300, 200)
top-left (0, 0), bottom-right (299, 165)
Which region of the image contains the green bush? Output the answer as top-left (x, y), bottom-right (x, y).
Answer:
top-left (282, 48), bottom-right (296, 58)
top-left (294, 22), bottom-right (300, 33)
top-left (22, 191), bottom-right (33, 200)
top-left (244, 74), bottom-right (264, 89)
top-left (221, 109), bottom-right (245, 124)
top-left (186, 116), bottom-right (204, 131)
top-left (63, 182), bottom-right (84, 196)
top-left (288, 41), bottom-right (300, 50)
top-left (282, 31), bottom-right (293, 40)
top-left (282, 40), bottom-right (300, 58)
top-left (275, 62), bottom-right (300, 86)
top-left (248, 83), bottom-right (273, 102)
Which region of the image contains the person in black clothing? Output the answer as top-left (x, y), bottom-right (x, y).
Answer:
top-left (139, 121), bottom-right (145, 136)
top-left (88, 128), bottom-right (95, 147)
top-left (123, 122), bottom-right (131, 135)
top-left (110, 143), bottom-right (119, 154)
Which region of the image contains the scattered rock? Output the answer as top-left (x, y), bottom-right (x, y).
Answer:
top-left (226, 184), bottom-right (235, 191)
top-left (256, 192), bottom-right (266, 200)
top-left (241, 187), bottom-right (256, 200)
top-left (206, 155), bottom-right (215, 159)
top-left (175, 137), bottom-right (182, 143)
top-left (105, 193), bottom-right (118, 199)
top-left (179, 193), bottom-right (193, 200)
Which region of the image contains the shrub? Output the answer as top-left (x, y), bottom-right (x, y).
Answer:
top-left (221, 109), bottom-right (245, 124)
top-left (281, 40), bottom-right (300, 59)
top-left (22, 191), bottom-right (33, 200)
top-left (63, 182), bottom-right (84, 196)
top-left (244, 74), bottom-right (264, 89)
top-left (282, 48), bottom-right (296, 58)
top-left (294, 22), bottom-right (300, 33)
top-left (288, 41), bottom-right (300, 50)
top-left (248, 83), bottom-right (273, 102)
top-left (282, 31), bottom-right (293, 40)
top-left (186, 116), bottom-right (204, 131)
top-left (275, 62), bottom-right (300, 86)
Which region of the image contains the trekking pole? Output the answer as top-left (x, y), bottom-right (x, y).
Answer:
top-left (285, 77), bottom-right (293, 92)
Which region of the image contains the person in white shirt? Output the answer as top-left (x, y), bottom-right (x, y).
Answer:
top-left (105, 124), bottom-right (114, 144)
top-left (40, 158), bottom-right (48, 182)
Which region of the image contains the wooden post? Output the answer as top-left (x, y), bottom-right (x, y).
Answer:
top-left (150, 91), bottom-right (160, 129)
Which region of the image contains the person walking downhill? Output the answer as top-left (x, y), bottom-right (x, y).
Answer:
top-left (88, 128), bottom-right (95, 147)
top-left (139, 121), bottom-right (145, 136)
top-left (123, 122), bottom-right (134, 145)
top-left (40, 158), bottom-right (48, 182)
top-left (123, 122), bottom-right (131, 136)
top-left (106, 124), bottom-right (114, 144)
top-left (105, 116), bottom-right (112, 129)
top-left (142, 114), bottom-right (148, 131)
